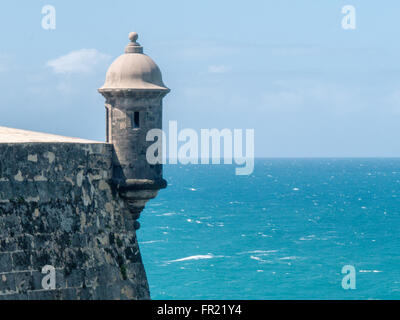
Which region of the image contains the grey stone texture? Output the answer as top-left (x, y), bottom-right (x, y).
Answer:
top-left (102, 91), bottom-right (166, 183)
top-left (0, 143), bottom-right (150, 299)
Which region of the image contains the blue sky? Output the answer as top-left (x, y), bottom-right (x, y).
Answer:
top-left (0, 0), bottom-right (399, 157)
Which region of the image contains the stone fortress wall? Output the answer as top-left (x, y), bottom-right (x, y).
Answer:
top-left (0, 142), bottom-right (149, 299)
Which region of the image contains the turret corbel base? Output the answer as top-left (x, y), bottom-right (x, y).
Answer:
top-left (117, 179), bottom-right (167, 230)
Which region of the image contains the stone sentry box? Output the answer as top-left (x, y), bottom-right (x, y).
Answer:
top-left (0, 32), bottom-right (169, 300)
top-left (99, 31), bottom-right (169, 225)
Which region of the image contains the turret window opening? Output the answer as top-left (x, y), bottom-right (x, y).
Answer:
top-left (133, 111), bottom-right (140, 129)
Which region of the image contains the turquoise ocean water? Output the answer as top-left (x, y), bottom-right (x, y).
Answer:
top-left (139, 159), bottom-right (400, 299)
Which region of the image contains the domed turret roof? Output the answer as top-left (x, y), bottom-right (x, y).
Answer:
top-left (99, 32), bottom-right (169, 92)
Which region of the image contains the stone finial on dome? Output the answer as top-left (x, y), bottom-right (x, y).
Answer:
top-left (125, 32), bottom-right (143, 54)
top-left (129, 32), bottom-right (138, 42)
top-left (99, 31), bottom-right (169, 92)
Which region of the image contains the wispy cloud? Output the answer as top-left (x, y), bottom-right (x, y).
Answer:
top-left (173, 42), bottom-right (321, 60)
top-left (259, 80), bottom-right (366, 115)
top-left (207, 65), bottom-right (231, 74)
top-left (267, 45), bottom-right (322, 56)
top-left (46, 49), bottom-right (110, 75)
top-left (179, 44), bottom-right (238, 59)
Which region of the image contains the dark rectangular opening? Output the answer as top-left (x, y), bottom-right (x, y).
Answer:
top-left (133, 111), bottom-right (140, 129)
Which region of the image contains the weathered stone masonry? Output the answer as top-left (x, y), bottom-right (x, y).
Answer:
top-left (0, 143), bottom-right (149, 299)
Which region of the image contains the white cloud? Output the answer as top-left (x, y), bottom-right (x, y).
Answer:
top-left (46, 49), bottom-right (111, 75)
top-left (207, 65), bottom-right (231, 74)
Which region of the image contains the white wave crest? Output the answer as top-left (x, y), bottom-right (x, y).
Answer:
top-left (140, 240), bottom-right (164, 244)
top-left (168, 254), bottom-right (216, 263)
